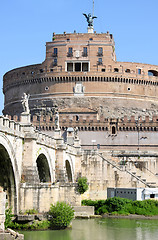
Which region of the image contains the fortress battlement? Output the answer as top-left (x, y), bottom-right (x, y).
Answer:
top-left (6, 114), bottom-right (158, 133)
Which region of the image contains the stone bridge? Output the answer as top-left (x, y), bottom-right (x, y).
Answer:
top-left (0, 114), bottom-right (82, 214)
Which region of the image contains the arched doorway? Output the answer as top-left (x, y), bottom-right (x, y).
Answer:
top-left (112, 126), bottom-right (116, 135)
top-left (65, 160), bottom-right (72, 182)
top-left (36, 154), bottom-right (51, 182)
top-left (0, 144), bottom-right (16, 212)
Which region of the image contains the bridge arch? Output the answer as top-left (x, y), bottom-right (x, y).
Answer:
top-left (0, 133), bottom-right (19, 214)
top-left (36, 147), bottom-right (54, 183)
top-left (65, 156), bottom-right (74, 182)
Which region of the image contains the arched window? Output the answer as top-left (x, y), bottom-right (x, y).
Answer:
top-left (114, 68), bottom-right (119, 72)
top-left (76, 115), bottom-right (79, 121)
top-left (112, 126), bottom-right (116, 135)
top-left (148, 70), bottom-right (158, 76)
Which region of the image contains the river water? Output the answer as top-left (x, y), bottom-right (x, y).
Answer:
top-left (21, 218), bottom-right (158, 240)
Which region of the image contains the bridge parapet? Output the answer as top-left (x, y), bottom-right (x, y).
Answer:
top-left (0, 115), bottom-right (24, 137)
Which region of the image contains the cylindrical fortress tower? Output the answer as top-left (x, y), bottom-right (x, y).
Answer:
top-left (3, 31), bottom-right (158, 118)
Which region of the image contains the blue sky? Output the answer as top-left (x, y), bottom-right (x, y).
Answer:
top-left (0, 0), bottom-right (158, 114)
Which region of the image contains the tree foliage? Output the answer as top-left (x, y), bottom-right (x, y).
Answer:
top-left (4, 204), bottom-right (14, 229)
top-left (82, 197), bottom-right (158, 216)
top-left (77, 177), bottom-right (88, 194)
top-left (49, 201), bottom-right (74, 230)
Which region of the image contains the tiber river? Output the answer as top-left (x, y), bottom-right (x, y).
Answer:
top-left (21, 218), bottom-right (158, 240)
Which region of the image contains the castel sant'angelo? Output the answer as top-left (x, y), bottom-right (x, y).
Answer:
top-left (3, 13), bottom-right (158, 150)
top-left (1, 9), bottom-right (158, 227)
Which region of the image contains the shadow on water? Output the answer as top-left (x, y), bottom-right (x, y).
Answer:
top-left (21, 218), bottom-right (158, 240)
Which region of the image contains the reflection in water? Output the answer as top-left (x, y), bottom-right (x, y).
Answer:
top-left (22, 218), bottom-right (158, 240)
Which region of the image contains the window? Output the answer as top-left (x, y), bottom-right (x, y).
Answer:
top-left (68, 47), bottom-right (73, 57)
top-left (67, 63), bottom-right (73, 72)
top-left (150, 194), bottom-right (155, 199)
top-left (83, 47), bottom-right (88, 57)
top-left (138, 69), bottom-right (141, 74)
top-left (53, 58), bottom-right (57, 66)
top-left (114, 68), bottom-right (119, 72)
top-left (75, 63), bottom-right (81, 72)
top-left (98, 58), bottom-right (102, 65)
top-left (148, 70), bottom-right (158, 76)
top-left (125, 69), bottom-right (131, 73)
top-left (82, 63), bottom-right (88, 72)
top-left (98, 47), bottom-right (103, 56)
top-left (66, 62), bottom-right (89, 72)
top-left (112, 126), bottom-right (116, 135)
top-left (53, 48), bottom-right (58, 57)
top-left (102, 68), bottom-right (105, 72)
top-left (45, 86), bottom-right (49, 91)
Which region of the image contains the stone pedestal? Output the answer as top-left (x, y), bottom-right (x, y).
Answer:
top-left (88, 26), bottom-right (94, 33)
top-left (54, 128), bottom-right (61, 139)
top-left (20, 112), bottom-right (31, 124)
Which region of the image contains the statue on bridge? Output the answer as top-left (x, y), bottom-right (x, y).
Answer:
top-left (22, 93), bottom-right (30, 114)
top-left (55, 109), bottom-right (60, 130)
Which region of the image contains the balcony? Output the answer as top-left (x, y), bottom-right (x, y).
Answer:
top-left (67, 52), bottom-right (73, 57)
top-left (97, 52), bottom-right (103, 57)
top-left (98, 61), bottom-right (103, 65)
top-left (53, 53), bottom-right (58, 57)
top-left (82, 52), bottom-right (88, 57)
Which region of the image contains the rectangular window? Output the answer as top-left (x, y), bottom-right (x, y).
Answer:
top-left (98, 58), bottom-right (102, 65)
top-left (138, 69), bottom-right (141, 74)
top-left (53, 48), bottom-right (58, 57)
top-left (53, 58), bottom-right (57, 66)
top-left (82, 63), bottom-right (88, 72)
top-left (75, 63), bottom-right (81, 72)
top-left (67, 63), bottom-right (73, 72)
top-left (83, 47), bottom-right (88, 57)
top-left (98, 47), bottom-right (103, 56)
top-left (68, 47), bottom-right (73, 57)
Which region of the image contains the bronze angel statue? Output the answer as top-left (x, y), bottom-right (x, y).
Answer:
top-left (83, 13), bottom-right (97, 27)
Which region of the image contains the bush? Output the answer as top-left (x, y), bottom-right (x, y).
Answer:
top-left (49, 202), bottom-right (74, 230)
top-left (4, 204), bottom-right (14, 229)
top-left (77, 177), bottom-right (88, 194)
top-left (82, 197), bottom-right (158, 216)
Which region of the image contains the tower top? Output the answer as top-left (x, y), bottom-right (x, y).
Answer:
top-left (83, 0), bottom-right (97, 33)
top-left (83, 13), bottom-right (97, 33)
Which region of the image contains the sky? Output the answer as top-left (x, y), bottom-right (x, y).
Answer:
top-left (0, 0), bottom-right (158, 114)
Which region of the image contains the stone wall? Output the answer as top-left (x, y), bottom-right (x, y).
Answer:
top-left (19, 183), bottom-right (81, 212)
top-left (0, 187), bottom-right (6, 232)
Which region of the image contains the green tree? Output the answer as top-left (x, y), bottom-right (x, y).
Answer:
top-left (77, 177), bottom-right (88, 194)
top-left (49, 202), bottom-right (74, 230)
